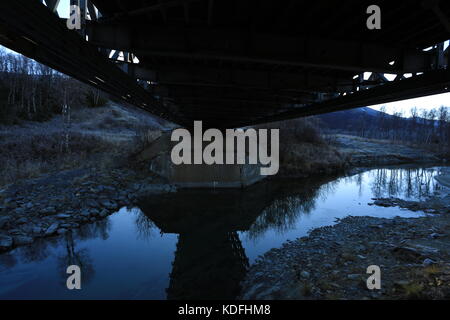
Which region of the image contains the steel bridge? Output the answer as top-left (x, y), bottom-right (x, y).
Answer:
top-left (0, 0), bottom-right (449, 128)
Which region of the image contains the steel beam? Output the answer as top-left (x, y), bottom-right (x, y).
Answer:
top-left (234, 68), bottom-right (450, 127)
top-left (87, 24), bottom-right (432, 73)
top-left (115, 62), bottom-right (356, 93)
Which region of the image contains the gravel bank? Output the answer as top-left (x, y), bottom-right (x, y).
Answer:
top-left (0, 167), bottom-right (177, 253)
top-left (239, 186), bottom-right (450, 300)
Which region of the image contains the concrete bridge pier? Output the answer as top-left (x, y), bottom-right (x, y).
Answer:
top-left (136, 131), bottom-right (267, 189)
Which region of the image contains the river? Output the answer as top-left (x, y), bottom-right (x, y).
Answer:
top-left (0, 165), bottom-right (445, 299)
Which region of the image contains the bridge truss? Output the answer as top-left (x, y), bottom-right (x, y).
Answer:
top-left (0, 0), bottom-right (449, 128)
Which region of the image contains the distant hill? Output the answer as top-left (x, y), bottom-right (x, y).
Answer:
top-left (316, 107), bottom-right (388, 132)
top-left (315, 107), bottom-right (447, 143)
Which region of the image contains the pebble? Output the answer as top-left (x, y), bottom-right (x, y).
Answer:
top-left (32, 226), bottom-right (44, 235)
top-left (0, 216), bottom-right (11, 229)
top-left (56, 214), bottom-right (71, 219)
top-left (80, 209), bottom-right (91, 217)
top-left (0, 235), bottom-right (13, 250)
top-left (300, 271), bottom-right (310, 279)
top-left (100, 200), bottom-right (118, 210)
top-left (45, 222), bottom-right (59, 236)
top-left (41, 207), bottom-right (56, 215)
top-left (423, 258), bottom-right (437, 266)
top-left (99, 209), bottom-right (109, 218)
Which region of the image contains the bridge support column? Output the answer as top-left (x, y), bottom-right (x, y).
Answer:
top-left (136, 131), bottom-right (267, 189)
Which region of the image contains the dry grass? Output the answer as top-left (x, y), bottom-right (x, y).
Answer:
top-left (254, 118), bottom-right (348, 176)
top-left (0, 104), bottom-right (167, 186)
top-left (0, 131), bottom-right (130, 186)
top-left (332, 134), bottom-right (446, 154)
top-left (279, 142), bottom-right (347, 176)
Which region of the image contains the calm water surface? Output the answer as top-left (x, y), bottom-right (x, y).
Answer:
top-left (0, 166), bottom-right (446, 299)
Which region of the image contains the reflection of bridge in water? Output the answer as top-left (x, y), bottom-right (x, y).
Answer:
top-left (135, 167), bottom-right (444, 299)
top-left (138, 175), bottom-right (337, 299)
top-left (139, 187), bottom-right (269, 299)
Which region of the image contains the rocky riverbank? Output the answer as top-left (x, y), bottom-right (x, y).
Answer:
top-left (239, 179), bottom-right (450, 300)
top-left (0, 167), bottom-right (176, 253)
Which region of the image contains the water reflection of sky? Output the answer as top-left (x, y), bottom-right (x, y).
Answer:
top-left (0, 166), bottom-right (445, 300)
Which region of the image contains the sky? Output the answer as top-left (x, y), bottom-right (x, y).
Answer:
top-left (370, 92), bottom-right (450, 116)
top-left (57, 0), bottom-right (75, 18)
top-left (2, 1), bottom-right (449, 117)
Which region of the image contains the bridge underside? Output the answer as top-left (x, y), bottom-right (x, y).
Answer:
top-left (1, 0), bottom-right (450, 128)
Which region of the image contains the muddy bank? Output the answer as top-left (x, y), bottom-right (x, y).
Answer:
top-left (0, 167), bottom-right (176, 253)
top-left (239, 185), bottom-right (450, 300)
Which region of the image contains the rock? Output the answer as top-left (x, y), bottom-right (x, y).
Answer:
top-left (57, 228), bottom-right (68, 235)
top-left (85, 199), bottom-right (99, 208)
top-left (138, 184), bottom-right (177, 195)
top-left (340, 252), bottom-right (356, 262)
top-left (32, 226), bottom-right (44, 235)
top-left (90, 209), bottom-right (100, 216)
top-left (13, 235), bottom-right (33, 245)
top-left (423, 258), bottom-right (436, 266)
top-left (19, 224), bottom-right (35, 233)
top-left (41, 207), bottom-right (56, 215)
top-left (0, 216), bottom-right (11, 229)
top-left (8, 229), bottom-right (23, 235)
top-left (391, 246), bottom-right (424, 262)
top-left (99, 209), bottom-right (109, 218)
top-left (300, 271), bottom-right (310, 279)
top-left (56, 214), bottom-right (71, 219)
top-left (0, 235), bottom-right (13, 250)
top-left (14, 208), bottom-right (26, 215)
top-left (100, 200), bottom-right (118, 210)
top-left (80, 209), bottom-right (91, 217)
top-left (45, 222), bottom-right (59, 236)
top-left (4, 198), bottom-right (17, 209)
top-left (412, 244), bottom-right (440, 255)
top-left (16, 217), bottom-right (28, 224)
